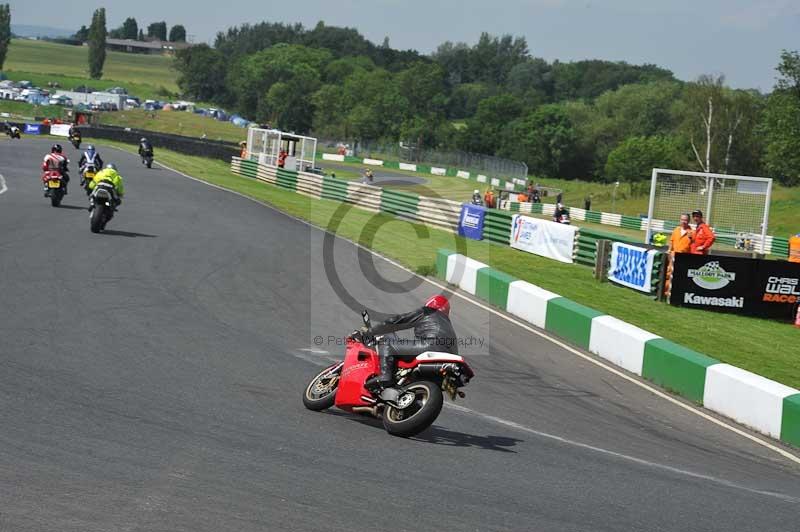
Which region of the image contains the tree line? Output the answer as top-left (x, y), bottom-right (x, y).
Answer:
top-left (118, 17), bottom-right (800, 186)
top-left (74, 17), bottom-right (186, 43)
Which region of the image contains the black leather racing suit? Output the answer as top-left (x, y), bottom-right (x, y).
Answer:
top-left (138, 141), bottom-right (153, 158)
top-left (367, 306), bottom-right (458, 388)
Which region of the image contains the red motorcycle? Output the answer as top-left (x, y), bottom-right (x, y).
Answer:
top-left (302, 311), bottom-right (475, 437)
top-left (42, 170), bottom-right (66, 207)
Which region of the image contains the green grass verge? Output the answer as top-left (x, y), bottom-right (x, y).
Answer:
top-left (97, 139), bottom-right (800, 390)
top-left (4, 39), bottom-right (179, 93)
top-left (98, 109), bottom-right (248, 143)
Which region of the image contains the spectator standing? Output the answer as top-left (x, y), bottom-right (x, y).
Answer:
top-left (669, 214), bottom-right (694, 254)
top-left (690, 210), bottom-right (715, 255)
top-left (483, 188), bottom-right (495, 208)
top-left (531, 188), bottom-right (541, 203)
top-left (584, 194), bottom-right (592, 211)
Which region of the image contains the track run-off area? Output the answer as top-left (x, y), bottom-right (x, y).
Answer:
top-left (1, 137), bottom-right (799, 532)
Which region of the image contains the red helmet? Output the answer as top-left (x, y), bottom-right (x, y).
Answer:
top-left (424, 294), bottom-right (450, 316)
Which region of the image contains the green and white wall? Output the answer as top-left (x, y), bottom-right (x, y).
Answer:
top-left (437, 249), bottom-right (800, 447)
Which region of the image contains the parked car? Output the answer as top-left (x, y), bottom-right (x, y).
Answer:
top-left (48, 95), bottom-right (73, 107)
top-left (107, 86), bottom-right (128, 95)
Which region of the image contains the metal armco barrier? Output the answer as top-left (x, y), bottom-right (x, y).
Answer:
top-left (78, 125), bottom-right (240, 162)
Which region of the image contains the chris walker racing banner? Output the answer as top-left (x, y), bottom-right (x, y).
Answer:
top-left (608, 242), bottom-right (657, 293)
top-left (457, 203), bottom-right (486, 241)
top-left (510, 214), bottom-right (577, 264)
top-left (670, 253), bottom-right (800, 321)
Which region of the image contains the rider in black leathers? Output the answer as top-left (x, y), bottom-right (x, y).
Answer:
top-left (138, 137), bottom-right (153, 159)
top-left (362, 295), bottom-right (456, 391)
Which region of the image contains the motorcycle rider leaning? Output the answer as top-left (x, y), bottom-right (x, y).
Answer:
top-left (88, 163), bottom-right (125, 208)
top-left (362, 295), bottom-right (457, 392)
top-left (78, 145), bottom-right (104, 175)
top-left (42, 144), bottom-right (69, 185)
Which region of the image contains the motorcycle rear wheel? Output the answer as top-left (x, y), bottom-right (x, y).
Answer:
top-left (90, 204), bottom-right (105, 233)
top-left (382, 381), bottom-right (443, 437)
top-left (302, 365), bottom-right (340, 411)
top-left (50, 189), bottom-right (63, 207)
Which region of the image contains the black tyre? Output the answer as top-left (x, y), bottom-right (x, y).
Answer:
top-left (90, 204), bottom-right (104, 233)
top-left (302, 364), bottom-right (341, 411)
top-left (146, 158), bottom-right (153, 169)
top-left (50, 189), bottom-right (63, 207)
top-left (382, 381), bottom-right (443, 437)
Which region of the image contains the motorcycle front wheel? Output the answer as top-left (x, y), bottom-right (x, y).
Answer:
top-left (302, 364), bottom-right (341, 411)
top-left (382, 381), bottom-right (443, 437)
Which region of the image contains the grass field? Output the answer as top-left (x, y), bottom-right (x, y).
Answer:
top-left (4, 39), bottom-right (179, 92)
top-left (96, 138), bottom-right (800, 390)
top-left (99, 109), bottom-right (248, 143)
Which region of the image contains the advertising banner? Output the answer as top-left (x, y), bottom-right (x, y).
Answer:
top-left (24, 123), bottom-right (41, 135)
top-left (670, 253), bottom-right (800, 321)
top-left (50, 124), bottom-right (71, 137)
top-left (608, 242), bottom-right (657, 293)
top-left (510, 214), bottom-right (577, 264)
top-left (670, 254), bottom-right (753, 313)
top-left (753, 260), bottom-right (800, 320)
top-left (457, 203), bottom-right (486, 241)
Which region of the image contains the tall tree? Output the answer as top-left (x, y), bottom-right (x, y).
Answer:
top-left (169, 24), bottom-right (186, 42)
top-left (122, 17), bottom-right (138, 40)
top-left (138, 29), bottom-right (144, 41)
top-left (88, 8), bottom-right (107, 80)
top-left (0, 4), bottom-right (10, 71)
top-left (147, 21), bottom-right (167, 41)
top-left (776, 50), bottom-right (800, 102)
top-left (761, 50), bottom-right (800, 185)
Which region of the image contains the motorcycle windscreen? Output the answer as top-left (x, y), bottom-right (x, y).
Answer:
top-left (334, 342), bottom-right (380, 410)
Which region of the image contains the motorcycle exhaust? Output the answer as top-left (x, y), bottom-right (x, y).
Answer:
top-left (415, 363), bottom-right (450, 379)
top-left (352, 406), bottom-right (380, 417)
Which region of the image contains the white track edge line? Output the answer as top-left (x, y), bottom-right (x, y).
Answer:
top-left (105, 146), bottom-right (800, 466)
top-left (0, 173), bottom-right (7, 195)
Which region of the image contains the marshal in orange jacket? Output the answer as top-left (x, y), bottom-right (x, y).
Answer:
top-left (690, 223), bottom-right (716, 254)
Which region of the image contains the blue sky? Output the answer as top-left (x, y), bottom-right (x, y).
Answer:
top-left (10, 0), bottom-right (800, 90)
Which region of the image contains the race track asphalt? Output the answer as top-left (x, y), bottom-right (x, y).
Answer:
top-left (1, 137), bottom-right (798, 532)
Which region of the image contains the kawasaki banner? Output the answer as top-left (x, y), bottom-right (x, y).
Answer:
top-left (510, 214), bottom-right (577, 263)
top-left (457, 203), bottom-right (486, 240)
top-left (670, 253), bottom-right (800, 321)
top-left (608, 242), bottom-right (657, 293)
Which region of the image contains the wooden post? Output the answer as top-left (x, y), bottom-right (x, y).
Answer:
top-left (594, 239), bottom-right (611, 282)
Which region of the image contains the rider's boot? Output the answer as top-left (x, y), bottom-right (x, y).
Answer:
top-left (364, 352), bottom-right (396, 394)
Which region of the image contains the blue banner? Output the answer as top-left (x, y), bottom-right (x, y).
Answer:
top-left (608, 242), bottom-right (657, 293)
top-left (458, 203), bottom-right (486, 240)
top-left (24, 124), bottom-right (41, 135)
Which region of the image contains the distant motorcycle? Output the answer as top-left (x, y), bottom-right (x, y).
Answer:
top-left (89, 181), bottom-right (117, 233)
top-left (141, 149), bottom-right (153, 169)
top-left (70, 133), bottom-right (82, 150)
top-left (42, 170), bottom-right (66, 207)
top-left (6, 125), bottom-right (21, 139)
